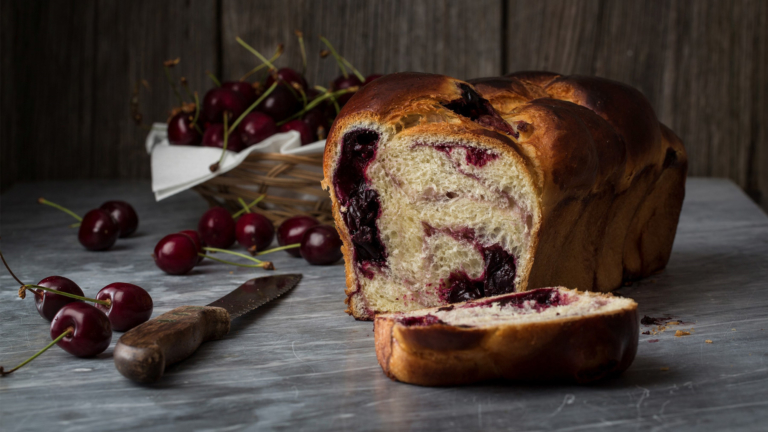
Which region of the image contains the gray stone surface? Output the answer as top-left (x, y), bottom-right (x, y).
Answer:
top-left (1, 178), bottom-right (767, 431)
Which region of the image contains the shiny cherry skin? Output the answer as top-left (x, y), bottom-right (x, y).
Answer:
top-left (332, 75), bottom-right (363, 105)
top-left (202, 88), bottom-right (247, 124)
top-left (364, 74), bottom-right (383, 85)
top-left (78, 209), bottom-right (119, 251)
top-left (238, 112), bottom-right (277, 145)
top-left (202, 123), bottom-right (246, 152)
top-left (265, 67), bottom-right (309, 91)
top-left (179, 229), bottom-right (206, 264)
top-left (222, 81), bottom-right (257, 106)
top-left (154, 233), bottom-right (199, 275)
top-left (277, 215), bottom-right (320, 257)
top-left (300, 225), bottom-right (343, 265)
top-left (279, 120), bottom-right (313, 145)
top-left (198, 207), bottom-right (236, 249)
top-left (302, 108), bottom-right (330, 141)
top-left (95, 283), bottom-right (153, 332)
top-left (34, 276), bottom-right (85, 321)
top-left (50, 302), bottom-right (112, 357)
top-left (167, 112), bottom-right (201, 145)
top-left (236, 213), bottom-right (275, 252)
top-left (100, 201), bottom-right (139, 237)
top-left (256, 83), bottom-right (301, 122)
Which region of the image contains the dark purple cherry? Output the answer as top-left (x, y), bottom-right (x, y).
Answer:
top-left (100, 201), bottom-right (139, 237)
top-left (167, 112), bottom-right (201, 146)
top-left (78, 209), bottom-right (119, 251)
top-left (364, 74), bottom-right (383, 85)
top-left (277, 215), bottom-right (320, 257)
top-left (236, 213), bottom-right (275, 252)
top-left (154, 233), bottom-right (199, 275)
top-left (302, 108), bottom-right (330, 141)
top-left (179, 229), bottom-right (206, 264)
top-left (238, 112), bottom-right (277, 145)
top-left (50, 302), bottom-right (112, 357)
top-left (202, 123), bottom-right (246, 152)
top-left (256, 83), bottom-right (301, 122)
top-left (279, 119), bottom-right (313, 145)
top-left (300, 225), bottom-right (343, 265)
top-left (222, 81), bottom-right (257, 106)
top-left (198, 207), bottom-right (236, 249)
top-left (34, 276), bottom-right (84, 321)
top-left (265, 67), bottom-right (309, 91)
top-left (95, 283), bottom-right (153, 332)
top-left (332, 75), bottom-right (363, 106)
top-left (202, 88), bottom-right (247, 124)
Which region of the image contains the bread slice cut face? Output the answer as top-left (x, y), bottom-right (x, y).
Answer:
top-left (374, 287), bottom-right (638, 386)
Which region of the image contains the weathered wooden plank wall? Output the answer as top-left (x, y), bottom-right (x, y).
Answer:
top-left (2, 0), bottom-right (767, 212)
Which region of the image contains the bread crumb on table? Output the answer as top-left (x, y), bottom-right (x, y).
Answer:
top-left (675, 330), bottom-right (691, 337)
top-left (705, 339), bottom-right (713, 344)
top-left (660, 367), bottom-right (670, 371)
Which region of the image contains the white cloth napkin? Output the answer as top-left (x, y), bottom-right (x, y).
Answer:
top-left (146, 123), bottom-right (325, 201)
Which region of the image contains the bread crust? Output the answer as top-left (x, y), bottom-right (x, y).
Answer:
top-left (323, 72), bottom-right (687, 319)
top-left (374, 290), bottom-right (639, 386)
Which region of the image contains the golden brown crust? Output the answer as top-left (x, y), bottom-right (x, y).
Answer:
top-left (323, 71), bottom-right (687, 319)
top-left (374, 292), bottom-right (639, 386)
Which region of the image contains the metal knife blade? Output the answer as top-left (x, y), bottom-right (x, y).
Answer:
top-left (207, 273), bottom-right (302, 319)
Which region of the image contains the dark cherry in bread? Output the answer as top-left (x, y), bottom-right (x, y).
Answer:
top-left (322, 72), bottom-right (687, 320)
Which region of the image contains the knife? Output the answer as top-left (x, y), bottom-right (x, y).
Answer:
top-left (113, 274), bottom-right (301, 383)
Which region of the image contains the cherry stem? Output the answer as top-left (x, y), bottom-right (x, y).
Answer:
top-left (19, 284), bottom-right (110, 306)
top-left (206, 71), bottom-right (221, 87)
top-left (256, 243), bottom-right (299, 255)
top-left (231, 195), bottom-right (266, 219)
top-left (0, 327), bottom-right (73, 377)
top-left (199, 253), bottom-right (273, 270)
top-left (237, 198), bottom-right (252, 214)
top-left (163, 65), bottom-right (184, 106)
top-left (203, 247), bottom-right (265, 264)
top-left (276, 88), bottom-right (357, 126)
top-left (191, 91), bottom-right (203, 133)
top-left (229, 82), bottom-right (278, 133)
top-left (240, 44), bottom-right (283, 81)
top-left (38, 198), bottom-right (82, 222)
top-left (319, 36), bottom-right (348, 78)
top-left (0, 249), bottom-right (25, 286)
top-left (210, 113), bottom-right (230, 172)
top-left (236, 37), bottom-right (277, 71)
top-left (295, 30), bottom-right (307, 75)
top-left (340, 57), bottom-right (366, 83)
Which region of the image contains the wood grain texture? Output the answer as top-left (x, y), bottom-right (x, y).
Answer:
top-left (221, 0), bottom-right (502, 89)
top-left (506, 0), bottom-right (768, 210)
top-left (2, 179), bottom-right (768, 430)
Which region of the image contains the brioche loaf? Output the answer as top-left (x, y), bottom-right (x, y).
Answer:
top-left (322, 72), bottom-right (686, 320)
top-left (374, 287), bottom-right (638, 386)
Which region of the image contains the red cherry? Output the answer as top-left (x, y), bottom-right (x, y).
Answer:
top-left (302, 108), bottom-right (330, 141)
top-left (256, 83), bottom-right (301, 122)
top-left (364, 74), bottom-right (383, 85)
top-left (198, 207), bottom-right (236, 249)
top-left (238, 112), bottom-right (277, 145)
top-left (34, 276), bottom-right (84, 321)
top-left (50, 302), bottom-right (112, 357)
top-left (300, 225), bottom-right (343, 265)
top-left (279, 120), bottom-right (313, 145)
top-left (100, 201), bottom-right (139, 237)
top-left (95, 283), bottom-right (153, 332)
top-left (277, 215), bottom-right (320, 257)
top-left (202, 88), bottom-right (247, 124)
top-left (202, 123), bottom-right (246, 152)
top-left (167, 112), bottom-right (201, 145)
top-left (265, 68), bottom-right (309, 91)
top-left (332, 75), bottom-right (363, 106)
top-left (78, 209), bottom-right (119, 251)
top-left (179, 229), bottom-right (206, 264)
top-left (236, 213), bottom-right (275, 252)
top-left (154, 233), bottom-right (199, 275)
top-left (221, 81), bottom-right (257, 106)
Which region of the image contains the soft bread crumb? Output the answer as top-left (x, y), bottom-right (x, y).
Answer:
top-left (705, 340), bottom-right (713, 344)
top-left (674, 330), bottom-right (691, 337)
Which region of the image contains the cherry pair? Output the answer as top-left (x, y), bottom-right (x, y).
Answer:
top-left (277, 215), bottom-right (343, 265)
top-left (38, 198), bottom-right (139, 251)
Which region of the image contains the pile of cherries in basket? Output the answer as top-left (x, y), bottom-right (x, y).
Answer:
top-left (38, 198), bottom-right (139, 251)
top-left (165, 33), bottom-right (382, 156)
top-left (0, 251), bottom-right (153, 376)
top-left (153, 197), bottom-right (342, 275)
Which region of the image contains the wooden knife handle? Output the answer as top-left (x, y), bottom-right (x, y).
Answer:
top-left (113, 305), bottom-right (230, 383)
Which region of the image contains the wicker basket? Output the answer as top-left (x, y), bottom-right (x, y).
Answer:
top-left (193, 151), bottom-right (333, 225)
